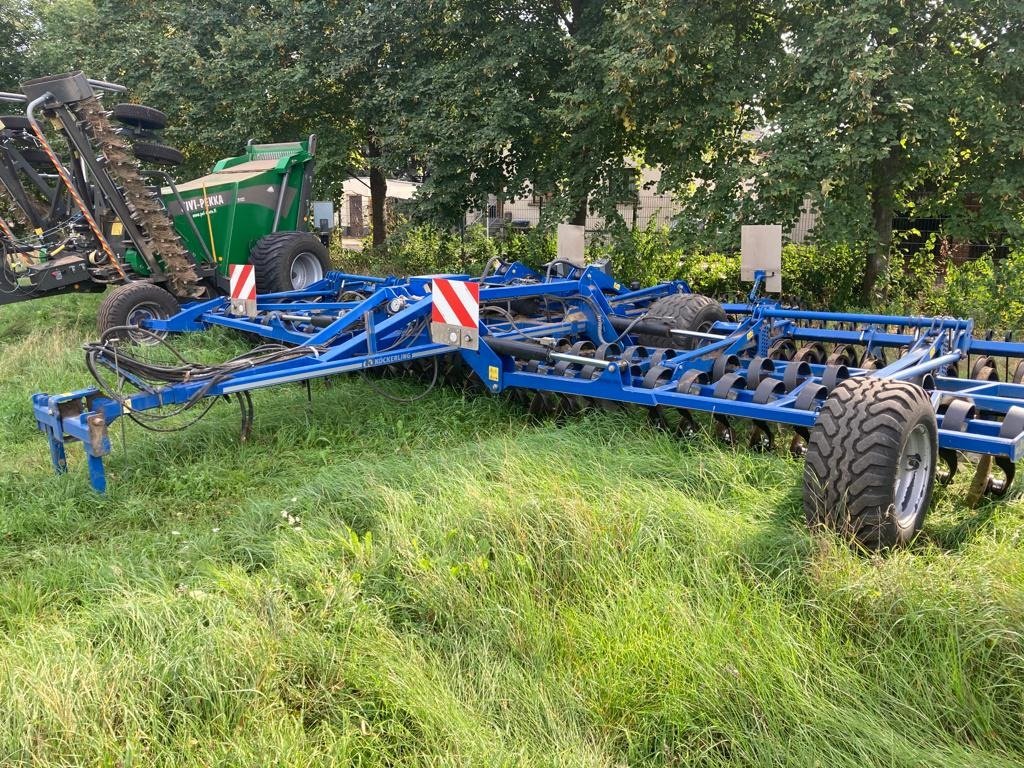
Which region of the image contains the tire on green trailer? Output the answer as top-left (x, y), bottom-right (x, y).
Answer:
top-left (111, 103), bottom-right (168, 131)
top-left (803, 378), bottom-right (938, 550)
top-left (250, 232), bottom-right (330, 293)
top-left (132, 141), bottom-right (184, 166)
top-left (97, 282), bottom-right (181, 344)
top-left (638, 293), bottom-right (727, 350)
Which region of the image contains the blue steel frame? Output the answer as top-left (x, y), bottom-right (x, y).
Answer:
top-left (32, 262), bottom-right (1024, 493)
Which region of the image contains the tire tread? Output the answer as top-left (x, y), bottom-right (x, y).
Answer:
top-left (803, 378), bottom-right (937, 549)
top-left (249, 232), bottom-right (329, 293)
top-left (639, 293), bottom-right (727, 349)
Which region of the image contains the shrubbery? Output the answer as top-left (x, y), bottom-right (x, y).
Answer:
top-left (333, 222), bottom-right (498, 275)
top-left (336, 222), bottom-right (1024, 331)
top-left (938, 250), bottom-right (1024, 331)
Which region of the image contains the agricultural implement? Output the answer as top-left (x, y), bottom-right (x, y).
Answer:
top-left (0, 71), bottom-right (330, 328)
top-left (31, 243), bottom-right (1024, 550)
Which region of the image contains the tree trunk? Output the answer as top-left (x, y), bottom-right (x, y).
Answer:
top-left (570, 198), bottom-right (588, 227)
top-left (367, 139), bottom-right (387, 250)
top-left (860, 155), bottom-right (897, 305)
top-left (860, 192), bottom-right (893, 305)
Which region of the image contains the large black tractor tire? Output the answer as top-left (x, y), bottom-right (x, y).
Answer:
top-left (97, 282), bottom-right (181, 344)
top-left (112, 103), bottom-right (168, 131)
top-left (132, 141), bottom-right (184, 166)
top-left (0, 115), bottom-right (32, 131)
top-left (803, 378), bottom-right (938, 550)
top-left (250, 232), bottom-right (330, 293)
top-left (638, 293), bottom-right (727, 350)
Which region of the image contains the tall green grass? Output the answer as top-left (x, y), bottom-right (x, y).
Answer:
top-left (0, 295), bottom-right (1022, 766)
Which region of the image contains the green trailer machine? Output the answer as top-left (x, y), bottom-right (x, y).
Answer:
top-left (0, 71), bottom-right (331, 335)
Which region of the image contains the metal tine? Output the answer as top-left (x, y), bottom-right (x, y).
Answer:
top-left (748, 421), bottom-right (775, 452)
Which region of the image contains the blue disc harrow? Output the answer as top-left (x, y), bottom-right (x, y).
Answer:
top-left (32, 261), bottom-right (1024, 549)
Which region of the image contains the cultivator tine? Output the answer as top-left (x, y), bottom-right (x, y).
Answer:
top-left (1013, 361), bottom-right (1024, 385)
top-left (938, 448), bottom-right (959, 484)
top-left (937, 398), bottom-right (975, 484)
top-left (713, 414), bottom-right (736, 446)
top-left (675, 410), bottom-right (699, 438)
top-left (961, 406), bottom-right (1024, 505)
top-left (966, 456), bottom-right (995, 508)
top-left (987, 456), bottom-right (1017, 498)
top-left (768, 338), bottom-right (796, 361)
top-left (794, 343), bottom-right (825, 364)
top-left (970, 356), bottom-right (1000, 381)
top-left (826, 345), bottom-right (857, 367)
top-left (527, 391), bottom-right (558, 420)
top-left (748, 421), bottom-right (775, 452)
top-left (647, 404), bottom-right (673, 432)
top-left (788, 429), bottom-right (809, 459)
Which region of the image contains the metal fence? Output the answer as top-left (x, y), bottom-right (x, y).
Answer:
top-left (471, 194), bottom-right (680, 236)
top-left (470, 194), bottom-right (821, 244)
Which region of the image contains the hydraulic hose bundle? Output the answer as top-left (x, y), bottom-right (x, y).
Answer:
top-left (84, 328), bottom-right (328, 434)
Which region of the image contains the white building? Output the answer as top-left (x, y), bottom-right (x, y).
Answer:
top-left (339, 177), bottom-right (421, 237)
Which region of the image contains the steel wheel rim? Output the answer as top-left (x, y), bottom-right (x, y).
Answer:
top-left (893, 423), bottom-right (933, 528)
top-left (290, 252), bottom-right (323, 290)
top-left (126, 301), bottom-right (167, 345)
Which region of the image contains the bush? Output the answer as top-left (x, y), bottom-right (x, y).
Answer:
top-left (677, 251), bottom-right (741, 297)
top-left (934, 249), bottom-right (1024, 331)
top-left (882, 245), bottom-right (1024, 331)
top-left (780, 243), bottom-right (864, 309)
top-left (337, 220), bottom-right (1024, 332)
top-left (498, 229), bottom-right (557, 270)
top-left (596, 222), bottom-right (686, 287)
top-left (333, 223), bottom-right (498, 276)
top-left (882, 248), bottom-right (941, 317)
top-left (675, 244), bottom-right (864, 309)
top-left (598, 224), bottom-right (865, 309)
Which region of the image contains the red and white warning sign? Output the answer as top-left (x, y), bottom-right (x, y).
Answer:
top-left (229, 263), bottom-right (257, 317)
top-left (430, 277), bottom-right (479, 349)
top-left (431, 277), bottom-right (479, 328)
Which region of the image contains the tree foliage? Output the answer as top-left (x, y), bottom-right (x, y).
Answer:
top-left (20, 1), bottom-right (363, 192)
top-left (745, 0), bottom-right (1024, 300)
top-left (0, 0), bottom-right (40, 90)
top-left (9, 0), bottom-right (1024, 293)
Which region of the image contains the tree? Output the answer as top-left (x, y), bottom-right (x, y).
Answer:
top-left (746, 0), bottom-right (1024, 303)
top-left (359, 1), bottom-right (654, 230)
top-left (0, 1), bottom-right (41, 90)
top-left (18, 0), bottom-right (1019, 285)
top-left (21, 0), bottom-right (364, 193)
top-left (582, 0), bottom-right (780, 243)
top-left (369, 0), bottom-right (782, 242)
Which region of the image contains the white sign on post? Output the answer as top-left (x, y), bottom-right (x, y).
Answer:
top-left (556, 223), bottom-right (586, 268)
top-left (741, 225), bottom-right (783, 293)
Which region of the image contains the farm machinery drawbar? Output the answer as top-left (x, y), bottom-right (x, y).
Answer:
top-left (31, 245), bottom-right (1024, 550)
top-left (0, 71), bottom-right (330, 331)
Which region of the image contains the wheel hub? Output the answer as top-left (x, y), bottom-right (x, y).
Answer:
top-left (893, 423), bottom-right (933, 528)
top-left (125, 301), bottom-right (167, 345)
top-left (290, 251), bottom-right (324, 290)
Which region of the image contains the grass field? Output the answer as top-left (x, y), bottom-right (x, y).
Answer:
top-left (1, 294), bottom-right (1023, 766)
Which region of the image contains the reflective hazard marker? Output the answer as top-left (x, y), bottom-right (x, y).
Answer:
top-left (229, 264), bottom-right (257, 318)
top-left (430, 277), bottom-right (479, 350)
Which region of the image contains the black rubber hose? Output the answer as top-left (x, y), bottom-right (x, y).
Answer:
top-left (486, 337), bottom-right (554, 362)
top-left (608, 314), bottom-right (674, 338)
